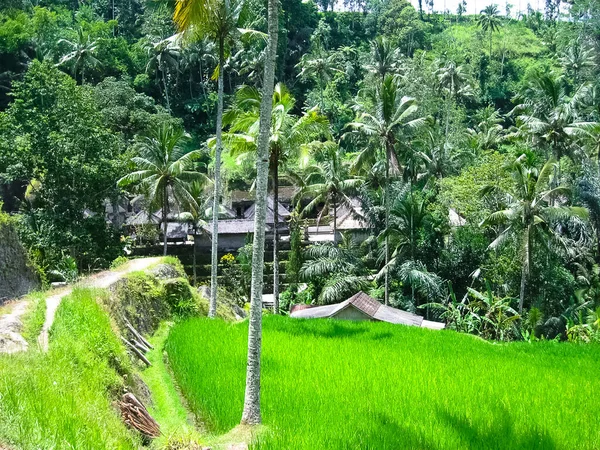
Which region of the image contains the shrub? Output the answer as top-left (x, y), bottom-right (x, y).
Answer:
top-left (110, 256), bottom-right (129, 270)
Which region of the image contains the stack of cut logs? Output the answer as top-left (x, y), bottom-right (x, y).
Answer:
top-left (121, 318), bottom-right (153, 366)
top-left (119, 318), bottom-right (160, 438)
top-left (119, 393), bottom-right (161, 438)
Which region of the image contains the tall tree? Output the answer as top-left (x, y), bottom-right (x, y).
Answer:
top-left (347, 74), bottom-right (425, 305)
top-left (367, 36), bottom-right (399, 82)
top-left (241, 0), bottom-right (279, 425)
top-left (223, 83), bottom-right (329, 313)
top-left (481, 154), bottom-right (588, 312)
top-left (300, 141), bottom-right (364, 246)
top-left (118, 123), bottom-right (202, 256)
top-left (58, 27), bottom-right (101, 84)
top-left (476, 5), bottom-right (502, 58)
top-left (435, 60), bottom-right (472, 142)
top-left (174, 0), bottom-right (258, 318)
top-left (144, 36), bottom-right (180, 112)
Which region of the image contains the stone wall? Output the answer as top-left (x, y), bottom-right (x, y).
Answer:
top-left (0, 217), bottom-right (39, 303)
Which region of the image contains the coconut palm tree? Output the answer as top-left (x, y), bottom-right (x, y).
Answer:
top-left (300, 234), bottom-right (371, 304)
top-left (174, 0), bottom-right (263, 319)
top-left (118, 123), bottom-right (203, 256)
top-left (144, 36), bottom-right (180, 112)
top-left (297, 50), bottom-right (341, 111)
top-left (241, 0), bottom-right (280, 425)
top-left (300, 141), bottom-right (364, 246)
top-left (515, 73), bottom-right (595, 178)
top-left (346, 74), bottom-right (426, 305)
top-left (435, 60), bottom-right (473, 142)
top-left (178, 178), bottom-right (214, 285)
top-left (476, 5), bottom-right (502, 58)
top-left (366, 36), bottom-right (400, 81)
top-left (480, 154), bottom-right (588, 312)
top-left (57, 27), bottom-right (101, 84)
top-left (223, 83), bottom-right (329, 313)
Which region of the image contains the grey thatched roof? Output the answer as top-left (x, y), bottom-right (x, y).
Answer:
top-left (290, 291), bottom-right (445, 330)
top-left (203, 219), bottom-right (269, 235)
top-left (126, 211), bottom-right (162, 226)
top-left (166, 222), bottom-right (189, 239)
top-left (243, 195), bottom-right (291, 223)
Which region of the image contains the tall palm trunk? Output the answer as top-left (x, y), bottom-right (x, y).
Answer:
top-left (519, 224), bottom-right (531, 313)
top-left (332, 194), bottom-right (338, 246)
top-left (272, 153), bottom-right (280, 314)
top-left (193, 227), bottom-right (198, 285)
top-left (209, 38), bottom-right (225, 318)
top-left (161, 62), bottom-right (171, 112)
top-left (241, 0), bottom-right (279, 426)
top-left (162, 184), bottom-right (168, 256)
top-left (384, 142), bottom-right (391, 306)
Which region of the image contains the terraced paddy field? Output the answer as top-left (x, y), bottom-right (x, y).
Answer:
top-left (166, 316), bottom-right (600, 450)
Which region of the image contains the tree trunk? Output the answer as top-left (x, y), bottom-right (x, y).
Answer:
top-left (519, 260), bottom-right (527, 313)
top-left (519, 225), bottom-right (530, 313)
top-left (161, 63), bottom-right (171, 113)
top-left (209, 39), bottom-right (226, 319)
top-left (241, 0), bottom-right (279, 426)
top-left (193, 229), bottom-right (197, 286)
top-left (162, 184), bottom-right (168, 256)
top-left (272, 154), bottom-right (280, 315)
top-left (332, 195), bottom-right (338, 246)
top-left (384, 142), bottom-right (391, 306)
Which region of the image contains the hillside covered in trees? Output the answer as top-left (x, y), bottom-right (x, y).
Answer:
top-left (1, 0), bottom-right (600, 343)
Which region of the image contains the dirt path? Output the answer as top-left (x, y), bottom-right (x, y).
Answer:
top-left (0, 301), bottom-right (31, 354)
top-left (0, 257), bottom-right (162, 354)
top-left (37, 257), bottom-right (161, 351)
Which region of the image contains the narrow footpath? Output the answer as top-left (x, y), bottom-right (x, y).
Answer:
top-left (0, 257), bottom-right (161, 353)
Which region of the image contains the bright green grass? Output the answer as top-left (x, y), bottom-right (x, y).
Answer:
top-left (20, 292), bottom-right (46, 344)
top-left (166, 316), bottom-right (600, 450)
top-left (0, 288), bottom-right (139, 449)
top-left (139, 321), bottom-right (203, 448)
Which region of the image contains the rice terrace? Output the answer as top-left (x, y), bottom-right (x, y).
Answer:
top-left (2, 0), bottom-right (600, 447)
top-left (166, 317), bottom-right (600, 449)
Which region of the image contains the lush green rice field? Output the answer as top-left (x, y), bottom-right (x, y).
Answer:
top-left (166, 316), bottom-right (600, 450)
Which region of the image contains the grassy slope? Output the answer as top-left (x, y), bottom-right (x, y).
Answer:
top-left (20, 291), bottom-right (46, 344)
top-left (0, 288), bottom-right (139, 449)
top-left (166, 316), bottom-right (600, 450)
top-left (140, 321), bottom-right (204, 448)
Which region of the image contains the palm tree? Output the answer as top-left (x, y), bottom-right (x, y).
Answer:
top-left (144, 36), bottom-right (180, 112)
top-left (178, 178), bottom-right (213, 285)
top-left (435, 60), bottom-right (473, 142)
top-left (241, 0), bottom-right (280, 426)
top-left (58, 27), bottom-right (101, 84)
top-left (476, 5), bottom-right (502, 58)
top-left (515, 73), bottom-right (595, 180)
top-left (297, 51), bottom-right (341, 111)
top-left (300, 235), bottom-right (371, 304)
top-left (559, 40), bottom-right (596, 86)
top-left (174, 0), bottom-right (262, 319)
top-left (366, 36), bottom-right (399, 81)
top-left (300, 141), bottom-right (364, 246)
top-left (118, 124), bottom-right (203, 256)
top-left (347, 74), bottom-right (426, 305)
top-left (480, 154), bottom-right (588, 312)
top-left (224, 83), bottom-right (329, 313)
top-left (467, 107), bottom-right (506, 151)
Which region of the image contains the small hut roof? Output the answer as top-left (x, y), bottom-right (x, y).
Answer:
top-left (126, 211), bottom-right (161, 226)
top-left (333, 199), bottom-right (367, 231)
top-left (290, 291), bottom-right (445, 329)
top-left (243, 195), bottom-right (291, 223)
top-left (202, 219), bottom-right (269, 235)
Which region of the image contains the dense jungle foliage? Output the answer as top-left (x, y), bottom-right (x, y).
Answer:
top-left (1, 0), bottom-right (600, 342)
